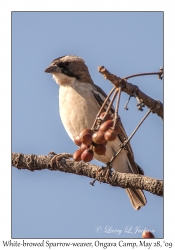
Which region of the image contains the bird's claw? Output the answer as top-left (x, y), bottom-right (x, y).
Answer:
top-left (90, 164), bottom-right (113, 186)
top-left (48, 152), bottom-right (73, 168)
top-left (97, 164), bottom-right (113, 183)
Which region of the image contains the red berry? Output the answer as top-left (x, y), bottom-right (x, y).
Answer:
top-left (80, 133), bottom-right (92, 145)
top-left (94, 144), bottom-right (106, 155)
top-left (104, 128), bottom-right (117, 141)
top-left (73, 149), bottom-right (82, 161)
top-left (80, 143), bottom-right (90, 152)
top-left (81, 149), bottom-right (94, 162)
top-left (92, 131), bottom-right (107, 144)
top-left (79, 128), bottom-right (93, 137)
top-left (99, 120), bottom-right (114, 132)
top-left (74, 135), bottom-right (82, 146)
top-left (142, 231), bottom-right (155, 238)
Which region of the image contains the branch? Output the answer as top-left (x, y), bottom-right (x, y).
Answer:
top-left (12, 153), bottom-right (163, 197)
top-left (98, 66), bottom-right (163, 120)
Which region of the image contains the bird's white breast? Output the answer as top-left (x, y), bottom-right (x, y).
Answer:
top-left (59, 80), bottom-right (99, 140)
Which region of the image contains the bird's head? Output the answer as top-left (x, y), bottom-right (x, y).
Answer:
top-left (45, 55), bottom-right (94, 85)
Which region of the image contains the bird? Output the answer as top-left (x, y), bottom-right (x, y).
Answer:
top-left (45, 55), bottom-right (147, 210)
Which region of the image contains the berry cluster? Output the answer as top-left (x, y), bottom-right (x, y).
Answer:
top-left (73, 112), bottom-right (120, 162)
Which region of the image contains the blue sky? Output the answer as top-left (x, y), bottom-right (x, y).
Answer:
top-left (12, 12), bottom-right (163, 238)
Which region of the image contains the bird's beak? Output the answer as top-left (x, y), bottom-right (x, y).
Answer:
top-left (44, 64), bottom-right (61, 73)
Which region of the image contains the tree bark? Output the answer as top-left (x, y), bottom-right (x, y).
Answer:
top-left (12, 152), bottom-right (163, 197)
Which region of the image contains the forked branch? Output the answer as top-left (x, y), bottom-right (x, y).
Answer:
top-left (98, 66), bottom-right (163, 119)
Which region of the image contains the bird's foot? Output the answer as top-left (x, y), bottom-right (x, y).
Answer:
top-left (48, 152), bottom-right (73, 169)
top-left (98, 164), bottom-right (113, 182)
top-left (90, 163), bottom-right (113, 186)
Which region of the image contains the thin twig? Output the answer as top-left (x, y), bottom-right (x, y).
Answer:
top-left (123, 71), bottom-right (163, 80)
top-left (125, 109), bottom-right (152, 143)
top-left (113, 86), bottom-right (121, 129)
top-left (91, 86), bottom-right (116, 130)
top-left (110, 109), bottom-right (152, 165)
top-left (103, 88), bottom-right (118, 120)
top-left (124, 95), bottom-right (131, 110)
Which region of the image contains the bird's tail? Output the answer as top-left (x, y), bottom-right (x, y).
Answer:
top-left (126, 188), bottom-right (147, 210)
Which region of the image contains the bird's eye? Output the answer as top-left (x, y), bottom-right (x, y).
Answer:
top-left (64, 62), bottom-right (70, 66)
top-left (58, 62), bottom-right (70, 68)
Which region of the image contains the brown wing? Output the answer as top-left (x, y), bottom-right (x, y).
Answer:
top-left (116, 116), bottom-right (140, 174)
